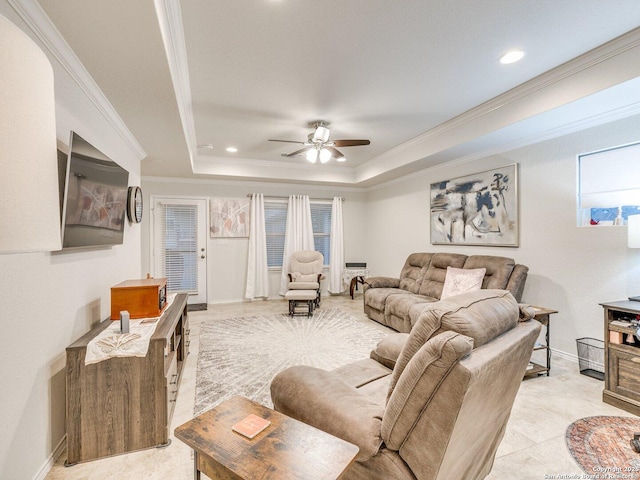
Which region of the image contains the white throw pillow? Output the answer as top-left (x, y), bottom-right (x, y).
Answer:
top-left (440, 267), bottom-right (486, 299)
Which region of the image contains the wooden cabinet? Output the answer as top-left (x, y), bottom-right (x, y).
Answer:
top-left (601, 300), bottom-right (640, 416)
top-left (65, 293), bottom-right (189, 465)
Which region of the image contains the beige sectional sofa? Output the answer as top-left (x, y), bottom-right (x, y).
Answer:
top-left (363, 252), bottom-right (528, 332)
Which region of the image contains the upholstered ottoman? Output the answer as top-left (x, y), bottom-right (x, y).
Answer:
top-left (285, 289), bottom-right (317, 317)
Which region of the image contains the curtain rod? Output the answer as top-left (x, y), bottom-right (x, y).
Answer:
top-left (247, 194), bottom-right (344, 202)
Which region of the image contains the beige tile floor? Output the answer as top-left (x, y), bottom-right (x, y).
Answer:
top-left (46, 294), bottom-right (629, 480)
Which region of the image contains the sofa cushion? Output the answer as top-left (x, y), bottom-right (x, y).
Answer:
top-left (289, 250), bottom-right (324, 275)
top-left (398, 253), bottom-right (433, 294)
top-left (387, 289), bottom-right (519, 398)
top-left (332, 358), bottom-right (392, 389)
top-left (418, 253), bottom-right (467, 298)
top-left (365, 288), bottom-right (404, 312)
top-left (382, 331), bottom-right (473, 450)
top-left (288, 281), bottom-right (320, 290)
top-left (385, 294), bottom-right (435, 332)
top-left (440, 267), bottom-right (486, 299)
top-left (291, 272), bottom-right (319, 282)
top-left (370, 333), bottom-right (410, 370)
top-left (464, 255), bottom-right (515, 290)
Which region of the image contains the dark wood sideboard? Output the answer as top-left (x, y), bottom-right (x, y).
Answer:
top-left (65, 293), bottom-right (189, 465)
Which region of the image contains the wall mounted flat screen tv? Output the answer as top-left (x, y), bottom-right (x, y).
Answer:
top-left (60, 131), bottom-right (129, 249)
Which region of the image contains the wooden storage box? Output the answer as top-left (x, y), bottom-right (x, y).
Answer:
top-left (111, 278), bottom-right (167, 320)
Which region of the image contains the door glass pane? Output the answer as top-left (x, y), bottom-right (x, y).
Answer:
top-left (160, 204), bottom-right (198, 293)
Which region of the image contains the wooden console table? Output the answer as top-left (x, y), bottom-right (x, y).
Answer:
top-left (65, 293), bottom-right (189, 465)
top-left (175, 395), bottom-right (359, 479)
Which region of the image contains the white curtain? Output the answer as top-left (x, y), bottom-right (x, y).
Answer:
top-left (245, 194), bottom-right (270, 299)
top-left (279, 195), bottom-right (315, 295)
top-left (328, 197), bottom-right (345, 294)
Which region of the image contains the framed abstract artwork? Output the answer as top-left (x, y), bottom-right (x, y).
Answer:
top-left (210, 198), bottom-right (250, 237)
top-left (430, 164), bottom-right (518, 246)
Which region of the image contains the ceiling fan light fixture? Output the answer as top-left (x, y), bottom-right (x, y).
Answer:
top-left (313, 126), bottom-right (330, 143)
top-left (319, 148), bottom-right (331, 163)
top-left (306, 149), bottom-right (318, 163)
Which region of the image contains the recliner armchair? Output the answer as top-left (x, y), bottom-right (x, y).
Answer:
top-left (271, 289), bottom-right (541, 480)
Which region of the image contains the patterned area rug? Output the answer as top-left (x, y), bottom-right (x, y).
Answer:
top-left (566, 416), bottom-right (640, 478)
top-left (195, 308), bottom-right (388, 416)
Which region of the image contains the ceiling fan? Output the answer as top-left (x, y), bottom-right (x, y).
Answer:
top-left (269, 121), bottom-right (370, 163)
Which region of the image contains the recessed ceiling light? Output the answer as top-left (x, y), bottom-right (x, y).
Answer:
top-left (226, 147), bottom-right (238, 153)
top-left (198, 143), bottom-right (214, 149)
top-left (500, 50), bottom-right (525, 65)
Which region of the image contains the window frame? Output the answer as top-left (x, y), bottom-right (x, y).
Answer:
top-left (264, 199), bottom-right (332, 268)
top-left (577, 141), bottom-right (640, 226)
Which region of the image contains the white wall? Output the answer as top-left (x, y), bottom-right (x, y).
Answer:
top-left (0, 6), bottom-right (142, 480)
top-left (141, 179), bottom-right (368, 303)
top-left (364, 113), bottom-right (640, 358)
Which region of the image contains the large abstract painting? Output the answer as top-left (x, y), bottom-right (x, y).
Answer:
top-left (430, 164), bottom-right (518, 246)
top-left (210, 198), bottom-right (250, 237)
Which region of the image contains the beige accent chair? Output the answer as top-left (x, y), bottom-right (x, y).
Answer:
top-left (271, 289), bottom-right (541, 480)
top-left (286, 250), bottom-right (325, 314)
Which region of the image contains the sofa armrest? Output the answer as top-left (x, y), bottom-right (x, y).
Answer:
top-left (271, 365), bottom-right (384, 461)
top-left (370, 333), bottom-right (410, 369)
top-left (363, 276), bottom-right (400, 290)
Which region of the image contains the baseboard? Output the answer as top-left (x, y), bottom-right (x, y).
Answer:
top-left (550, 348), bottom-right (579, 364)
top-left (209, 297), bottom-right (285, 305)
top-left (187, 303), bottom-right (208, 311)
top-left (33, 435), bottom-right (66, 480)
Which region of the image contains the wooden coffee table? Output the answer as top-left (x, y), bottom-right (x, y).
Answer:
top-left (174, 395), bottom-right (359, 480)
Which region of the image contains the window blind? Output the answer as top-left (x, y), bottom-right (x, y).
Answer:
top-left (579, 142), bottom-right (640, 209)
top-left (264, 200), bottom-right (332, 267)
top-left (265, 201), bottom-right (287, 267)
top-left (157, 203), bottom-right (198, 293)
top-left (311, 202), bottom-right (332, 265)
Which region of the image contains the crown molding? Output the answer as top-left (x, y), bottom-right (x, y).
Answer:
top-left (153, 0), bottom-right (197, 170)
top-left (195, 154), bottom-right (356, 172)
top-left (7, 0), bottom-right (147, 160)
top-left (359, 27), bottom-right (640, 180)
top-left (142, 175), bottom-right (367, 193)
top-left (367, 97), bottom-right (640, 192)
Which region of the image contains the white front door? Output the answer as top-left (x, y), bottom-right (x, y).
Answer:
top-left (151, 196), bottom-right (208, 305)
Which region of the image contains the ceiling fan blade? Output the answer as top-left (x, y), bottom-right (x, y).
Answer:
top-left (332, 139), bottom-right (370, 147)
top-left (281, 147), bottom-right (310, 158)
top-left (269, 139), bottom-right (307, 144)
top-left (327, 147), bottom-right (344, 158)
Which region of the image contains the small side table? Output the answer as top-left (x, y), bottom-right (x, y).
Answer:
top-left (342, 268), bottom-right (370, 299)
top-left (524, 306), bottom-right (558, 378)
top-left (175, 395), bottom-right (359, 480)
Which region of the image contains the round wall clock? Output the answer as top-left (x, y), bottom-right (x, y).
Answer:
top-left (127, 186), bottom-right (143, 223)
